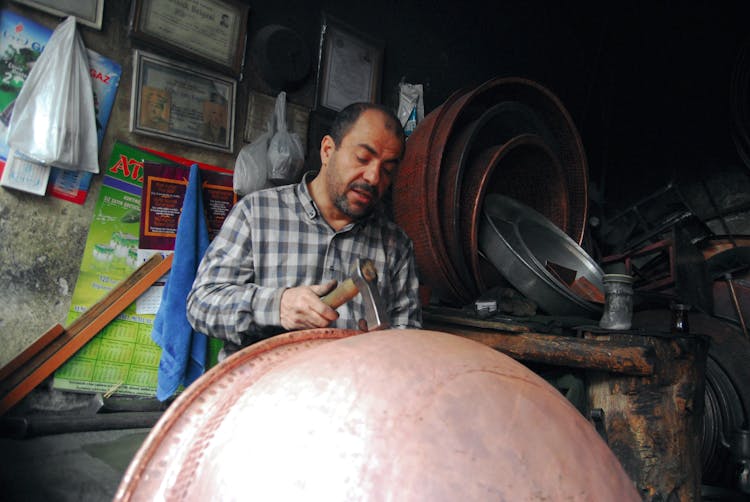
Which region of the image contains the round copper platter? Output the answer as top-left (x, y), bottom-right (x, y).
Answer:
top-left (115, 328), bottom-right (639, 501)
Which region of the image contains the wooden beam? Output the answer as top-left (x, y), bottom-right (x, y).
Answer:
top-left (425, 322), bottom-right (655, 376)
top-left (422, 309), bottom-right (530, 333)
top-left (0, 254), bottom-right (173, 415)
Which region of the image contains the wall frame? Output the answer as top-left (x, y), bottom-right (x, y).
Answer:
top-left (130, 50), bottom-right (236, 153)
top-left (129, 0), bottom-right (249, 76)
top-left (244, 91), bottom-right (310, 150)
top-left (12, 0), bottom-right (104, 30)
top-left (315, 14), bottom-right (384, 112)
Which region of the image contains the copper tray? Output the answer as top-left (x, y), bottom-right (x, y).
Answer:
top-left (115, 328), bottom-right (638, 500)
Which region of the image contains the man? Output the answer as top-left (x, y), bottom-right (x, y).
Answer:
top-left (187, 102), bottom-right (422, 359)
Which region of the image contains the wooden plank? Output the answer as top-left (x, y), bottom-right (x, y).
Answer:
top-left (0, 254), bottom-right (173, 415)
top-left (422, 309), bottom-right (530, 333)
top-left (0, 324), bottom-right (65, 382)
top-left (425, 322), bottom-right (654, 376)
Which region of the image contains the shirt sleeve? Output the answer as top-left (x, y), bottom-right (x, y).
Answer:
top-left (388, 235), bottom-right (423, 329)
top-left (186, 198), bottom-right (283, 346)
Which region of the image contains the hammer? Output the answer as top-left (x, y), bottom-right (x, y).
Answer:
top-left (320, 258), bottom-right (390, 331)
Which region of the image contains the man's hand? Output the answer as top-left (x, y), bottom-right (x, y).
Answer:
top-left (280, 280), bottom-right (340, 330)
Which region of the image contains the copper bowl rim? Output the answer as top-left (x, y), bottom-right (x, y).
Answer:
top-left (115, 328), bottom-right (362, 501)
top-left (461, 134), bottom-right (565, 292)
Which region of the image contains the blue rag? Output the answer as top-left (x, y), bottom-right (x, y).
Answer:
top-left (151, 163), bottom-right (210, 401)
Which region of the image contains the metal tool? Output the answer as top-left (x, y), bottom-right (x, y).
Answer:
top-left (320, 258), bottom-right (390, 331)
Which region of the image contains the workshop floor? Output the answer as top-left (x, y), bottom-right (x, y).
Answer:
top-left (0, 428), bottom-right (150, 501)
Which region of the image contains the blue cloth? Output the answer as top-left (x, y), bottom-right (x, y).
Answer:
top-left (152, 163), bottom-right (210, 401)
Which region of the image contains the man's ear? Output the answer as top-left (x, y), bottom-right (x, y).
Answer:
top-left (319, 134), bottom-right (336, 166)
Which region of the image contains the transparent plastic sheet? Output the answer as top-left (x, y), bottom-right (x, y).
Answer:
top-left (7, 16), bottom-right (99, 173)
top-left (267, 91), bottom-right (304, 184)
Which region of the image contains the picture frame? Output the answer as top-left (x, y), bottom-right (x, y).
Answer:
top-left (130, 50), bottom-right (236, 153)
top-left (315, 14), bottom-right (384, 112)
top-left (244, 91), bottom-right (310, 150)
top-left (129, 0), bottom-right (249, 76)
top-left (12, 0), bottom-right (104, 30)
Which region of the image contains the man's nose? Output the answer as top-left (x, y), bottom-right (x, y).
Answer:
top-left (362, 161), bottom-right (381, 187)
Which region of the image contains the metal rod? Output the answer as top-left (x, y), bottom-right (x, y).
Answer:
top-left (725, 272), bottom-right (749, 339)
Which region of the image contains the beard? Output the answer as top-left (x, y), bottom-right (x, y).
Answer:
top-left (333, 181), bottom-right (377, 220)
top-left (326, 158), bottom-right (378, 219)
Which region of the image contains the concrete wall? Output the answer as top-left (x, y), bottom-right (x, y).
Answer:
top-left (0, 0), bottom-right (244, 364)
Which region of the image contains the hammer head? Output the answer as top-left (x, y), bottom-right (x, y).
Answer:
top-left (351, 258), bottom-right (390, 331)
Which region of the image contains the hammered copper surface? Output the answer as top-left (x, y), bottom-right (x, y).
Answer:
top-left (116, 328), bottom-right (639, 501)
top-left (455, 78), bottom-right (588, 243)
top-left (114, 328), bottom-right (360, 501)
top-left (439, 104), bottom-right (519, 296)
top-left (461, 135), bottom-right (567, 292)
top-left (393, 91), bottom-right (470, 305)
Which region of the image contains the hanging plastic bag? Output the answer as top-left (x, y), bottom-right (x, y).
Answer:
top-left (7, 16), bottom-right (99, 173)
top-left (397, 81), bottom-right (424, 137)
top-left (233, 118), bottom-right (274, 196)
top-left (267, 91), bottom-right (304, 184)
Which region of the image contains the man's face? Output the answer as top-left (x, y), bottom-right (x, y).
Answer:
top-left (322, 110), bottom-right (403, 221)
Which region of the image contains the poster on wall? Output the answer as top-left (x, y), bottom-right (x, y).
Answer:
top-left (0, 9), bottom-right (121, 203)
top-left (53, 142), bottom-right (173, 397)
top-left (139, 162), bottom-right (236, 251)
top-left (54, 141), bottom-right (231, 397)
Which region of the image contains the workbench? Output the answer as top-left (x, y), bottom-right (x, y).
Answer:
top-left (424, 307), bottom-right (709, 501)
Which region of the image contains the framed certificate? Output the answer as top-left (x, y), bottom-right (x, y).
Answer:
top-left (130, 50), bottom-right (236, 153)
top-left (129, 0), bottom-right (249, 76)
top-left (316, 14), bottom-right (384, 112)
top-left (12, 0), bottom-right (104, 29)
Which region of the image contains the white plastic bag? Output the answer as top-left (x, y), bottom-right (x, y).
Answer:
top-left (7, 17), bottom-right (98, 173)
top-left (234, 122), bottom-right (273, 196)
top-left (267, 92), bottom-right (304, 184)
top-left (397, 81), bottom-right (424, 137)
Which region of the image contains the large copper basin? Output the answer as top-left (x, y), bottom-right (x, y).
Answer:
top-left (116, 328), bottom-right (638, 501)
top-left (394, 77), bottom-right (589, 306)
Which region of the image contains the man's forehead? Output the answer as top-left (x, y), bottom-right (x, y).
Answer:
top-left (345, 110), bottom-right (403, 145)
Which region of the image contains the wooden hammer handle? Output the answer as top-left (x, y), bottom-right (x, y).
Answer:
top-left (320, 278), bottom-right (358, 309)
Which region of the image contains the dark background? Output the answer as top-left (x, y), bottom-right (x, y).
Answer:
top-left (244, 0), bottom-right (750, 213)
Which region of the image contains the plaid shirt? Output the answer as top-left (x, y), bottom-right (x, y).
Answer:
top-left (187, 174), bottom-right (422, 355)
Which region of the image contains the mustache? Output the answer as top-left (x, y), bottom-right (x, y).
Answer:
top-left (349, 182), bottom-right (377, 197)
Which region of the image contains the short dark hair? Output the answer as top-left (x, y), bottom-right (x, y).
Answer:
top-left (329, 102), bottom-right (405, 148)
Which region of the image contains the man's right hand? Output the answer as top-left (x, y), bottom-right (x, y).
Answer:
top-left (280, 280), bottom-right (340, 330)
